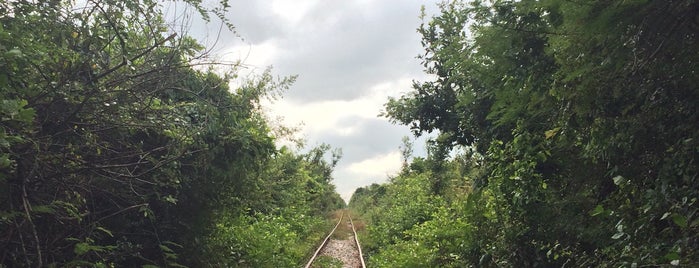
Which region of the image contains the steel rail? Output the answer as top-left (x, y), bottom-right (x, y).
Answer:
top-left (304, 211), bottom-right (344, 268)
top-left (304, 211), bottom-right (366, 268)
top-left (348, 211), bottom-right (367, 268)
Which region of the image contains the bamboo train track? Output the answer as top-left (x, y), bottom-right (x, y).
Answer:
top-left (305, 210), bottom-right (366, 268)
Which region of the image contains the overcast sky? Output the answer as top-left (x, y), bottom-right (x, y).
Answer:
top-left (168, 0), bottom-right (441, 202)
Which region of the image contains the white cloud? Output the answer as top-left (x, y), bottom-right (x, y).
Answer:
top-left (332, 150), bottom-right (402, 202)
top-left (271, 0), bottom-right (319, 24)
top-left (262, 76), bottom-right (415, 137)
top-left (346, 151), bottom-right (402, 179)
top-left (222, 39), bottom-right (281, 68)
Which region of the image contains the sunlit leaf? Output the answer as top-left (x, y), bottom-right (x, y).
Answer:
top-left (544, 127), bottom-right (561, 139)
top-left (589, 205), bottom-right (605, 216)
top-left (612, 176), bottom-right (626, 186)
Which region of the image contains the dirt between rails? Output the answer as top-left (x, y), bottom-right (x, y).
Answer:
top-left (312, 211), bottom-right (363, 268)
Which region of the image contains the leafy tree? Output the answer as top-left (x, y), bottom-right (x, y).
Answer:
top-left (372, 0), bottom-right (698, 266)
top-left (1, 1), bottom-right (346, 267)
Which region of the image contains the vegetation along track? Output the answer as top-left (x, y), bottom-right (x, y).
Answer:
top-left (305, 210), bottom-right (365, 268)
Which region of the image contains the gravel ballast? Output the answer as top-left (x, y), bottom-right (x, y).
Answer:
top-left (317, 233), bottom-right (362, 268)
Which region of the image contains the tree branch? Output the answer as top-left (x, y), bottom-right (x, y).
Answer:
top-left (94, 32), bottom-right (178, 81)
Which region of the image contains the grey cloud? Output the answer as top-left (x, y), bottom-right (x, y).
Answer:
top-left (225, 1), bottom-right (285, 44)
top-left (178, 1), bottom-right (432, 102)
top-left (320, 118), bottom-right (408, 200)
top-left (164, 1), bottom-right (286, 52)
top-left (311, 117), bottom-right (418, 164)
top-left (271, 2), bottom-right (429, 101)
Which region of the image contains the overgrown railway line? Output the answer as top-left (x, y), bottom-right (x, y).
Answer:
top-left (305, 210), bottom-right (365, 268)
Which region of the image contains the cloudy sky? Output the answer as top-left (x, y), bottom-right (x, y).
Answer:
top-left (169, 0), bottom-right (441, 202)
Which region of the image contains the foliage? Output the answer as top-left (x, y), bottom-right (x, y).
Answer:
top-left (193, 145), bottom-right (345, 267)
top-left (350, 150), bottom-right (478, 267)
top-left (312, 255), bottom-right (343, 268)
top-left (358, 0), bottom-right (698, 267)
top-left (0, 0), bottom-right (344, 266)
top-left (207, 210), bottom-right (323, 267)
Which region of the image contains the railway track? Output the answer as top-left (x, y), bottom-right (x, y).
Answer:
top-left (305, 210), bottom-right (366, 268)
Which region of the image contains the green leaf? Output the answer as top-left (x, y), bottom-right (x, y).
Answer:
top-left (6, 48), bottom-right (22, 57)
top-left (0, 99), bottom-right (34, 123)
top-left (162, 240), bottom-right (183, 248)
top-left (611, 232), bottom-right (624, 240)
top-left (661, 212), bottom-right (671, 220)
top-left (0, 130), bottom-right (10, 148)
top-left (74, 242), bottom-right (90, 255)
top-left (0, 154), bottom-right (11, 169)
top-left (164, 195), bottom-right (178, 204)
top-left (664, 251), bottom-right (680, 261)
top-left (670, 214), bottom-right (687, 228)
top-left (96, 226), bottom-right (113, 237)
top-left (32, 205), bottom-right (55, 214)
top-left (159, 244), bottom-right (174, 253)
top-left (16, 106), bottom-right (36, 122)
top-left (589, 205), bottom-right (605, 216)
top-left (544, 127), bottom-right (561, 139)
top-left (612, 175), bottom-right (626, 186)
